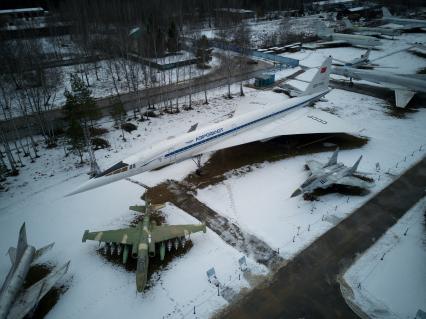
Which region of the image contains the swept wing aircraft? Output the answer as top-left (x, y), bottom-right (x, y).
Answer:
top-left (332, 66), bottom-right (426, 108)
top-left (68, 57), bottom-right (359, 196)
top-left (0, 224), bottom-right (70, 319)
top-left (82, 203), bottom-right (206, 292)
top-left (332, 49), bottom-right (373, 68)
top-left (314, 21), bottom-right (382, 48)
top-left (381, 7), bottom-right (426, 30)
top-left (291, 148), bottom-right (373, 197)
top-left (342, 17), bottom-right (401, 37)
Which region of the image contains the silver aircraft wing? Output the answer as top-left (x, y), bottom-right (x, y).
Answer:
top-left (196, 108), bottom-right (358, 155)
top-left (334, 176), bottom-right (374, 189)
top-left (7, 261), bottom-right (70, 319)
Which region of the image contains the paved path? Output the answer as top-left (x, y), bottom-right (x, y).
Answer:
top-left (218, 157), bottom-right (426, 319)
top-left (146, 181), bottom-right (283, 270)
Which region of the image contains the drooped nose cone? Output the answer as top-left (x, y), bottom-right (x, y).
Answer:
top-left (65, 161), bottom-right (129, 197)
top-left (291, 188), bottom-right (303, 198)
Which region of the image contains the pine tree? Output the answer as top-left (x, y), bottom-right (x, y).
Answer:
top-left (110, 98), bottom-right (127, 141)
top-left (63, 74), bottom-right (101, 165)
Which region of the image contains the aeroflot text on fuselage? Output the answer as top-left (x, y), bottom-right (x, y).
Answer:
top-left (195, 128), bottom-right (224, 142)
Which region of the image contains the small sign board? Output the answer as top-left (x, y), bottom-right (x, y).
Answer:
top-left (239, 256), bottom-right (247, 271)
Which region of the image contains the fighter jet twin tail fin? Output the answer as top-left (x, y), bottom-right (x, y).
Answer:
top-left (324, 147), bottom-right (339, 167)
top-left (323, 147), bottom-right (362, 174)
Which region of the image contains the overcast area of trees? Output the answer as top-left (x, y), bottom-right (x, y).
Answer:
top-left (0, 0), bottom-right (423, 186)
top-left (0, 0), bottom-right (263, 183)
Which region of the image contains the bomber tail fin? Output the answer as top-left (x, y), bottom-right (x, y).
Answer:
top-left (382, 7), bottom-right (392, 17)
top-left (301, 56), bottom-right (332, 96)
top-left (34, 243), bottom-right (55, 262)
top-left (362, 48), bottom-right (371, 60)
top-left (324, 147), bottom-right (339, 167)
top-left (15, 223), bottom-right (28, 263)
top-left (348, 155), bottom-right (362, 175)
top-left (315, 20), bottom-right (332, 37)
top-left (342, 17), bottom-right (353, 29)
top-left (7, 247), bottom-right (17, 264)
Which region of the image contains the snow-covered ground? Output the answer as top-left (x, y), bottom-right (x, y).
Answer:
top-left (1, 29), bottom-right (425, 319)
top-left (0, 83), bottom-right (272, 319)
top-left (344, 197), bottom-right (426, 319)
top-left (196, 87), bottom-right (426, 257)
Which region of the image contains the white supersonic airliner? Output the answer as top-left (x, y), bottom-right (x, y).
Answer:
top-left (67, 56), bottom-right (358, 196)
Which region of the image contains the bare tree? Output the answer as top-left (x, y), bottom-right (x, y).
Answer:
top-left (233, 21), bottom-right (252, 96)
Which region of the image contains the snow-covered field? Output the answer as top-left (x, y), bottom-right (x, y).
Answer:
top-left (1, 28), bottom-right (425, 319)
top-left (344, 197), bottom-right (426, 319)
top-left (2, 35), bottom-right (220, 119)
top-left (0, 84), bottom-right (273, 319)
top-left (196, 87), bottom-right (426, 258)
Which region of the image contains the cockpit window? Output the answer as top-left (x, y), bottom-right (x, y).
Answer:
top-left (96, 161), bottom-right (129, 178)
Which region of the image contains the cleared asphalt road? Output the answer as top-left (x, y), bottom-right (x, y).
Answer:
top-left (218, 157), bottom-right (426, 319)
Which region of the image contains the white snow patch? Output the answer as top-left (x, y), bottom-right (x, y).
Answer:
top-left (344, 197), bottom-right (426, 319)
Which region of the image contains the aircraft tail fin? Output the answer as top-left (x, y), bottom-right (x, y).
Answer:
top-left (394, 89), bottom-right (415, 108)
top-left (324, 147), bottom-right (339, 167)
top-left (301, 56), bottom-right (332, 96)
top-left (315, 20), bottom-right (332, 37)
top-left (382, 7), bottom-right (392, 17)
top-left (7, 247), bottom-right (17, 264)
top-left (342, 17), bottom-right (353, 29)
top-left (34, 243), bottom-right (55, 262)
top-left (15, 223), bottom-right (28, 263)
top-left (362, 48), bottom-right (371, 60)
top-left (348, 155), bottom-right (362, 174)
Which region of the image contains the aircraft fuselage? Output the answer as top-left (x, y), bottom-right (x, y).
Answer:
top-left (69, 90), bottom-right (328, 196)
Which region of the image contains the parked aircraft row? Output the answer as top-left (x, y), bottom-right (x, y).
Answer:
top-left (315, 21), bottom-right (382, 48)
top-left (381, 7), bottom-right (426, 31)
